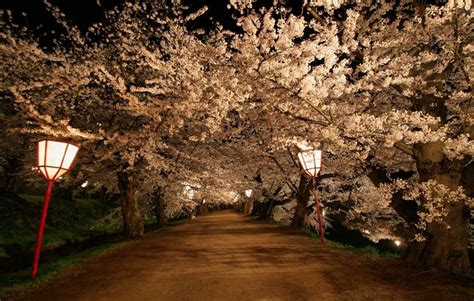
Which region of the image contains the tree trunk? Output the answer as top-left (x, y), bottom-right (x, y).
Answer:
top-left (291, 174), bottom-right (313, 227)
top-left (243, 200), bottom-right (254, 215)
top-left (99, 186), bottom-right (108, 204)
top-left (200, 203), bottom-right (208, 214)
top-left (153, 187), bottom-right (166, 227)
top-left (117, 170), bottom-right (144, 238)
top-left (251, 200), bottom-right (274, 219)
top-left (0, 157), bottom-right (21, 194)
top-left (405, 141), bottom-right (471, 275)
top-left (65, 185), bottom-right (74, 202)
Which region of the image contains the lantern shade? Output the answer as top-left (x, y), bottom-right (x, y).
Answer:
top-left (298, 149), bottom-right (322, 177)
top-left (37, 140), bottom-right (79, 181)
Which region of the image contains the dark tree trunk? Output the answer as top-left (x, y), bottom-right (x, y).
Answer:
top-left (251, 199), bottom-right (274, 219)
top-left (117, 170), bottom-right (144, 238)
top-left (243, 200), bottom-right (254, 215)
top-left (202, 203), bottom-right (209, 214)
top-left (64, 185), bottom-right (74, 202)
top-left (99, 186), bottom-right (108, 204)
top-left (152, 186), bottom-right (166, 227)
top-left (291, 174), bottom-right (313, 227)
top-left (0, 157), bottom-right (21, 194)
top-left (405, 141), bottom-right (471, 275)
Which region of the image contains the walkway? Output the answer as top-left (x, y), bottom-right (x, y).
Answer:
top-left (16, 210), bottom-right (473, 300)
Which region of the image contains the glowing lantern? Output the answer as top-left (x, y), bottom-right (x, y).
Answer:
top-left (37, 140), bottom-right (79, 181)
top-left (297, 149), bottom-right (322, 177)
top-left (244, 189), bottom-right (252, 197)
top-left (31, 140), bottom-right (79, 279)
top-left (298, 149), bottom-right (324, 244)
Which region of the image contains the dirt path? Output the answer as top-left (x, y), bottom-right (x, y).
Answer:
top-left (12, 210), bottom-right (474, 300)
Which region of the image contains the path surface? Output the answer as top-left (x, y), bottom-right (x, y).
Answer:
top-left (14, 210), bottom-right (474, 300)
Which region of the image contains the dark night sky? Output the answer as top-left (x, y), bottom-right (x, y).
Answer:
top-left (0, 0), bottom-right (241, 34)
top-left (0, 0), bottom-right (451, 31)
top-left (1, 0), bottom-right (448, 47)
top-left (0, 0), bottom-right (309, 34)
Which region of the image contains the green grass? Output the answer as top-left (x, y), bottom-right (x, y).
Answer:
top-left (326, 240), bottom-right (400, 258)
top-left (0, 194), bottom-right (123, 256)
top-left (303, 228), bottom-right (400, 258)
top-left (0, 241), bottom-right (125, 296)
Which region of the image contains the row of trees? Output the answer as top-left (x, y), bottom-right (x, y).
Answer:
top-left (0, 0), bottom-right (472, 275)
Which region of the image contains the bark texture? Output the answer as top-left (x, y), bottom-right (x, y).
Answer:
top-left (117, 170), bottom-right (144, 238)
top-left (251, 200), bottom-right (274, 219)
top-left (243, 200), bottom-right (254, 215)
top-left (405, 141), bottom-right (471, 275)
top-left (153, 186), bottom-right (166, 227)
top-left (291, 174), bottom-right (313, 227)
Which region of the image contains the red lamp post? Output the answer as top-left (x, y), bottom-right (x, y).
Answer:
top-left (31, 140), bottom-right (79, 279)
top-left (298, 149), bottom-right (324, 244)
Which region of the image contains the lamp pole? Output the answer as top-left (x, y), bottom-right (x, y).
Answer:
top-left (31, 180), bottom-right (54, 279)
top-left (312, 176), bottom-right (324, 244)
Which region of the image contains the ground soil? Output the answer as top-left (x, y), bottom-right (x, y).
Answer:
top-left (8, 210), bottom-right (474, 300)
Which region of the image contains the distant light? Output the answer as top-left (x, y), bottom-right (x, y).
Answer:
top-left (363, 230), bottom-right (371, 235)
top-left (202, 199), bottom-right (206, 204)
top-left (322, 209), bottom-right (326, 216)
top-left (183, 185), bottom-right (194, 199)
top-left (394, 240), bottom-right (401, 247)
top-left (81, 181), bottom-right (88, 188)
top-left (245, 189), bottom-right (252, 197)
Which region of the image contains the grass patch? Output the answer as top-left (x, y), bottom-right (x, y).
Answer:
top-left (326, 240), bottom-right (400, 258)
top-left (303, 228), bottom-right (400, 258)
top-left (0, 241), bottom-right (125, 297)
top-left (0, 194), bottom-right (123, 256)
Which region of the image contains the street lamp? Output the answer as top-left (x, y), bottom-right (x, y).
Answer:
top-left (298, 149), bottom-right (324, 244)
top-left (32, 140), bottom-right (79, 279)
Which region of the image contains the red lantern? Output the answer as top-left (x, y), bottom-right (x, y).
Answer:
top-left (31, 140), bottom-right (79, 279)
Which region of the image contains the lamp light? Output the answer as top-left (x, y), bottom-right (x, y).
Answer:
top-left (37, 140), bottom-right (79, 181)
top-left (297, 149), bottom-right (322, 177)
top-left (31, 140), bottom-right (79, 279)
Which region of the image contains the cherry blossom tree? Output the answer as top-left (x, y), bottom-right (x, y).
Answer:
top-left (1, 0), bottom-right (472, 275)
top-left (224, 0), bottom-right (473, 274)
